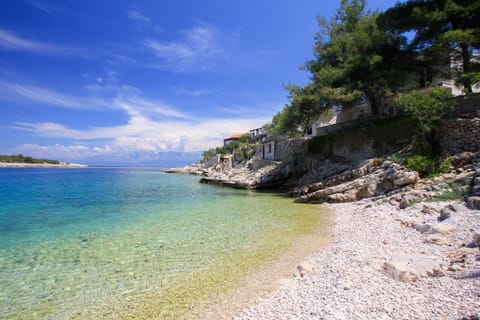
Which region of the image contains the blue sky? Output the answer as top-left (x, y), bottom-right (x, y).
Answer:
top-left (0, 0), bottom-right (402, 165)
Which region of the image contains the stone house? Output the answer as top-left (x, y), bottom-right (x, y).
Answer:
top-left (262, 137), bottom-right (276, 160)
top-left (223, 133), bottom-right (247, 146)
top-left (307, 102), bottom-right (373, 137)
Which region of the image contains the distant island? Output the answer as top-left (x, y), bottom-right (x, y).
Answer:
top-left (0, 154), bottom-right (87, 168)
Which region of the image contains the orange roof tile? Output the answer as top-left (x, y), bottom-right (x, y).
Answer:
top-left (225, 133), bottom-right (247, 140)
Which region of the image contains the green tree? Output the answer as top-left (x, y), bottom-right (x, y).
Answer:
top-left (273, 84), bottom-right (329, 136)
top-left (379, 0), bottom-right (480, 92)
top-left (396, 87), bottom-right (455, 153)
top-left (307, 0), bottom-right (413, 114)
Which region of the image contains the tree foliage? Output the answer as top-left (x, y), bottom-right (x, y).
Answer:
top-left (0, 154), bottom-right (60, 164)
top-left (396, 87), bottom-right (455, 152)
top-left (202, 134), bottom-right (253, 160)
top-left (272, 84), bottom-right (329, 136)
top-left (307, 0), bottom-right (413, 114)
top-left (273, 0), bottom-right (415, 138)
top-left (379, 0), bottom-right (480, 92)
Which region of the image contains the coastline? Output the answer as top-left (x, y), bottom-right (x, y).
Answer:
top-left (236, 199), bottom-right (480, 320)
top-left (196, 205), bottom-right (335, 320)
top-left (0, 162), bottom-right (87, 168)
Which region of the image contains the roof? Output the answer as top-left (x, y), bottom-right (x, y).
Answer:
top-left (224, 133), bottom-right (247, 140)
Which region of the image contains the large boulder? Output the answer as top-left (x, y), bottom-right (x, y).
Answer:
top-left (295, 161), bottom-right (418, 203)
top-left (382, 252), bottom-right (444, 282)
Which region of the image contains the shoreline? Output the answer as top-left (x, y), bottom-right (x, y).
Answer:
top-left (236, 199), bottom-right (480, 320)
top-left (0, 162), bottom-right (87, 168)
top-left (195, 205), bottom-right (335, 320)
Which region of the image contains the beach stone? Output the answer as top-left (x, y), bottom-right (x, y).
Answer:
top-left (472, 185), bottom-right (480, 196)
top-left (414, 223), bottom-right (435, 234)
top-left (449, 203), bottom-right (467, 212)
top-left (434, 223), bottom-right (457, 235)
top-left (425, 235), bottom-right (450, 246)
top-left (382, 252), bottom-right (443, 282)
top-left (438, 207), bottom-right (453, 221)
top-left (422, 205), bottom-right (439, 215)
top-left (448, 248), bottom-right (474, 264)
top-left (472, 232), bottom-right (480, 248)
top-left (399, 194), bottom-right (419, 209)
top-left (466, 196), bottom-right (480, 210)
top-left (294, 262), bottom-right (313, 278)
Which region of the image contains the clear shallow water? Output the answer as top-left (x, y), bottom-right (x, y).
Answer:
top-left (0, 168), bottom-right (326, 319)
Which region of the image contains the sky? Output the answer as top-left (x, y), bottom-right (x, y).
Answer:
top-left (0, 0), bottom-right (403, 165)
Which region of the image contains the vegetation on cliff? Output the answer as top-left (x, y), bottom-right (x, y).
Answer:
top-left (0, 154), bottom-right (61, 164)
top-left (272, 0), bottom-right (479, 137)
top-left (202, 134), bottom-right (255, 161)
top-left (397, 87), bottom-right (456, 152)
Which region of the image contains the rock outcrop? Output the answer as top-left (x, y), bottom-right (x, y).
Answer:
top-left (466, 163), bottom-right (480, 210)
top-left (294, 161), bottom-right (419, 203)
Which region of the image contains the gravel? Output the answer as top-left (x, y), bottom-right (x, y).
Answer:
top-left (236, 199), bottom-right (480, 320)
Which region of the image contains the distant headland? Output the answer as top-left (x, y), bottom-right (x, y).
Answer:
top-left (0, 154), bottom-right (87, 168)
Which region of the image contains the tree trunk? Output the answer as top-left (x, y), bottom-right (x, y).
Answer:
top-left (460, 43), bottom-right (472, 93)
top-left (367, 92), bottom-right (379, 115)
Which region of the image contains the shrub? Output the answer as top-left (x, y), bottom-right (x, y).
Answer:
top-left (406, 155), bottom-right (452, 177)
top-left (406, 155), bottom-right (436, 177)
top-left (439, 158), bottom-right (452, 174)
top-left (396, 87), bottom-right (455, 153)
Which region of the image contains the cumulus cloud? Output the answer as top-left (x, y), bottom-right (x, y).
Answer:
top-left (13, 114), bottom-right (267, 152)
top-left (7, 144), bottom-right (113, 161)
top-left (6, 142), bottom-right (203, 165)
top-left (3, 79), bottom-right (271, 160)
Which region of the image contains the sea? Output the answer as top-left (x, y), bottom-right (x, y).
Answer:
top-left (0, 167), bottom-right (328, 319)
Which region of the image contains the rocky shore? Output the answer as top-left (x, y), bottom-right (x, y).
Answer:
top-left (236, 198), bottom-right (480, 320)
top-left (165, 145), bottom-right (480, 319)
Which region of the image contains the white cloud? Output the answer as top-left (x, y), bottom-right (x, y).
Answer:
top-left (13, 113), bottom-right (268, 152)
top-left (6, 142), bottom-right (203, 165)
top-left (0, 80), bottom-right (111, 110)
top-left (175, 87), bottom-right (210, 97)
top-left (27, 0), bottom-right (51, 13)
top-left (3, 80), bottom-right (272, 156)
top-left (7, 143), bottom-right (113, 161)
top-left (0, 29), bottom-right (58, 53)
top-left (0, 80), bottom-right (188, 119)
top-left (127, 10), bottom-right (151, 26)
top-left (114, 97), bottom-right (191, 119)
top-left (144, 26), bottom-right (220, 71)
top-left (0, 28), bottom-right (83, 56)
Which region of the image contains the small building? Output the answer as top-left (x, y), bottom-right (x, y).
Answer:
top-left (424, 51), bottom-right (480, 96)
top-left (307, 103), bottom-right (372, 137)
top-left (262, 139), bottom-right (276, 160)
top-left (223, 133), bottom-right (247, 146)
top-left (249, 124), bottom-right (269, 141)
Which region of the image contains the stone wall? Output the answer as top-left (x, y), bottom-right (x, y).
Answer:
top-left (439, 118), bottom-right (480, 154)
top-left (308, 116), bottom-right (415, 161)
top-left (275, 138), bottom-right (308, 161)
top-left (454, 94), bottom-right (480, 118)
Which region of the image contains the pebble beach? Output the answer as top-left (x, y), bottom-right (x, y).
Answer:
top-left (236, 200), bottom-right (480, 320)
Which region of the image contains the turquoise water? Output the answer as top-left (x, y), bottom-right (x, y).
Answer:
top-left (0, 168), bottom-right (325, 319)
